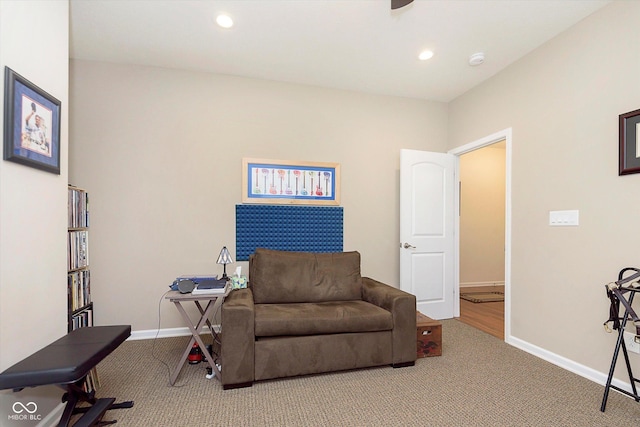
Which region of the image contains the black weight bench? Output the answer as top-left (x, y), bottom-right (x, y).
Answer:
top-left (0, 325), bottom-right (134, 426)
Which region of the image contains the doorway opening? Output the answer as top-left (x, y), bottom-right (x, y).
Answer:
top-left (457, 141), bottom-right (505, 339)
top-left (449, 128), bottom-right (512, 341)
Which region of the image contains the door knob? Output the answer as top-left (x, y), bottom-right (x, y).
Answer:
top-left (403, 243), bottom-right (416, 249)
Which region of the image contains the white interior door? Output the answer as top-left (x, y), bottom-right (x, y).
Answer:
top-left (400, 149), bottom-right (455, 319)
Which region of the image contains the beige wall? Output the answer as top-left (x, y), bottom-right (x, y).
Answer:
top-left (69, 61), bottom-right (448, 332)
top-left (449, 1), bottom-right (640, 377)
top-left (459, 143), bottom-right (506, 285)
top-left (0, 0), bottom-right (69, 419)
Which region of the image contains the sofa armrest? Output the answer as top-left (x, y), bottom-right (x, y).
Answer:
top-left (362, 277), bottom-right (416, 365)
top-left (221, 288), bottom-right (255, 388)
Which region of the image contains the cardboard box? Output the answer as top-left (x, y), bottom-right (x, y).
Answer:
top-left (416, 312), bottom-right (442, 357)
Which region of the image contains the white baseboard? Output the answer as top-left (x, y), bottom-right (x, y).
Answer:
top-left (460, 281), bottom-right (505, 288)
top-left (507, 334), bottom-right (633, 396)
top-left (129, 325), bottom-right (221, 341)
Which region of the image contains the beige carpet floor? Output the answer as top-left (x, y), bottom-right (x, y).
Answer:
top-left (93, 320), bottom-right (640, 426)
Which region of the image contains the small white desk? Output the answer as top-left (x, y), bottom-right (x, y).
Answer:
top-left (165, 290), bottom-right (227, 385)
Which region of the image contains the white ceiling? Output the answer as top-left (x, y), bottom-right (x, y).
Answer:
top-left (69, 0), bottom-right (610, 102)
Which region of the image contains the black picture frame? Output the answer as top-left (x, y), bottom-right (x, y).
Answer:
top-left (619, 108), bottom-right (640, 176)
top-left (3, 66), bottom-right (61, 174)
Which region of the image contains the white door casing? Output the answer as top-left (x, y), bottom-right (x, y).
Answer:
top-left (399, 149), bottom-right (455, 319)
top-left (450, 128), bottom-right (512, 340)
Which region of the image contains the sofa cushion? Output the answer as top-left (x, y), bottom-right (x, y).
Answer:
top-left (254, 300), bottom-right (393, 337)
top-left (250, 249), bottom-right (362, 304)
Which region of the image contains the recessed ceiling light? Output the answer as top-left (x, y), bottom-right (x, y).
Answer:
top-left (418, 50), bottom-right (434, 61)
top-left (216, 14), bottom-right (233, 29)
top-left (469, 52), bottom-right (485, 66)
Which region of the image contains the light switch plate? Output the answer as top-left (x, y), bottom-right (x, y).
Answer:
top-left (549, 210), bottom-right (579, 226)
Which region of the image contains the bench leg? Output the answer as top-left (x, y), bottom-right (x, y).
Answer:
top-left (57, 387), bottom-right (80, 427)
top-left (57, 381), bottom-right (133, 427)
top-left (72, 398), bottom-right (115, 427)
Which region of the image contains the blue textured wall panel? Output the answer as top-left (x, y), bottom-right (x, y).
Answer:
top-left (236, 205), bottom-right (343, 260)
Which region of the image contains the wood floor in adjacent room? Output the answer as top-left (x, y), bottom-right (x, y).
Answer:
top-left (457, 285), bottom-right (505, 340)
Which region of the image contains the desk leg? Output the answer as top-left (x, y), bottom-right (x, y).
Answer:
top-left (194, 300), bottom-right (216, 338)
top-left (194, 300), bottom-right (223, 380)
top-left (170, 300), bottom-right (218, 385)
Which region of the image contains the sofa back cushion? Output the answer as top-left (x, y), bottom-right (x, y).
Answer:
top-left (250, 249), bottom-right (362, 304)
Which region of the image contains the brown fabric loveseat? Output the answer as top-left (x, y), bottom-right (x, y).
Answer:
top-left (220, 248), bottom-right (416, 389)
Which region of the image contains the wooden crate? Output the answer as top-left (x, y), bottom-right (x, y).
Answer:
top-left (416, 312), bottom-right (442, 357)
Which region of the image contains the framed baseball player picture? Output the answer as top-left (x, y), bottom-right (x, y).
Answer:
top-left (3, 66), bottom-right (61, 174)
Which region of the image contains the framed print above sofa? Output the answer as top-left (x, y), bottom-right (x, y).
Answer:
top-left (242, 158), bottom-right (340, 205)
